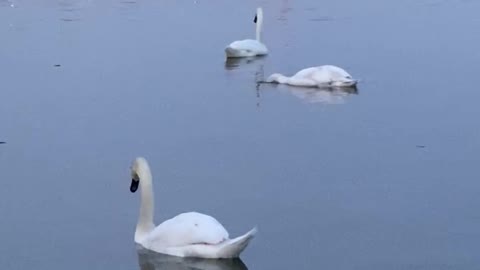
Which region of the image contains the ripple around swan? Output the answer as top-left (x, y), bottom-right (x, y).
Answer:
top-left (136, 246), bottom-right (249, 270)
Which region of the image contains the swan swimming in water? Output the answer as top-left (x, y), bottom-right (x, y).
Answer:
top-left (225, 7), bottom-right (268, 58)
top-left (266, 65), bottom-right (357, 88)
top-left (130, 157), bottom-right (257, 259)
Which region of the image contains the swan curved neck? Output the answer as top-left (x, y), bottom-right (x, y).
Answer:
top-left (255, 8), bottom-right (263, 42)
top-left (136, 166), bottom-right (155, 241)
top-left (275, 74), bottom-right (290, 84)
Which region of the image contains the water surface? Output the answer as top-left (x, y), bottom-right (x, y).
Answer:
top-left (1, 0), bottom-right (479, 269)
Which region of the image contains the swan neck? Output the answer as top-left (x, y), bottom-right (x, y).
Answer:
top-left (255, 9), bottom-right (263, 42)
top-left (136, 167), bottom-right (155, 240)
top-left (277, 74), bottom-right (290, 84)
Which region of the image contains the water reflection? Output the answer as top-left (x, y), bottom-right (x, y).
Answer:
top-left (224, 57), bottom-right (266, 70)
top-left (224, 57), bottom-right (265, 108)
top-left (58, 0), bottom-right (88, 22)
top-left (115, 0), bottom-right (142, 22)
top-left (117, 0), bottom-right (140, 11)
top-left (278, 0), bottom-right (292, 22)
top-left (304, 5), bottom-right (334, 22)
top-left (137, 247), bottom-right (248, 270)
top-left (274, 84), bottom-right (358, 104)
top-left (290, 86), bottom-right (357, 104)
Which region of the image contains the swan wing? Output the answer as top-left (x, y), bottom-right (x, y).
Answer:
top-left (291, 67), bottom-right (333, 85)
top-left (300, 66), bottom-right (354, 86)
top-left (292, 67), bottom-right (318, 78)
top-left (318, 65), bottom-right (353, 80)
top-left (145, 212), bottom-right (229, 248)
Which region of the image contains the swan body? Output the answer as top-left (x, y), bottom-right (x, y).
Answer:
top-left (225, 7), bottom-right (268, 58)
top-left (266, 65), bottom-right (357, 88)
top-left (130, 157), bottom-right (257, 259)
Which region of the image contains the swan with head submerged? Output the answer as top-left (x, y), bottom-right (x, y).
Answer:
top-left (130, 157), bottom-right (257, 259)
top-left (266, 65), bottom-right (357, 88)
top-left (225, 7), bottom-right (268, 58)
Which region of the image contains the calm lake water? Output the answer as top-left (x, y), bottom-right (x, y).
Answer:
top-left (1, 0), bottom-right (480, 269)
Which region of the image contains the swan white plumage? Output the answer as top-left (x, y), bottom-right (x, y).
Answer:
top-left (225, 7), bottom-right (268, 58)
top-left (266, 65), bottom-right (357, 88)
top-left (130, 157), bottom-right (257, 259)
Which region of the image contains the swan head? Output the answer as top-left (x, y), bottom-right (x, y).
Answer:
top-left (130, 157), bottom-right (150, 193)
top-left (266, 73), bottom-right (288, 84)
top-left (253, 7), bottom-right (263, 24)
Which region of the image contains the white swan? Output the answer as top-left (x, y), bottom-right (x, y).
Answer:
top-left (225, 7), bottom-right (268, 58)
top-left (130, 157), bottom-right (257, 259)
top-left (266, 65), bottom-right (357, 88)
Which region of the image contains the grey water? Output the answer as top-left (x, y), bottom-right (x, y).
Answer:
top-left (1, 0), bottom-right (480, 269)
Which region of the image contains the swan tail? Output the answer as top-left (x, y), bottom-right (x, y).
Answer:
top-left (344, 79), bottom-right (358, 87)
top-left (225, 46), bottom-right (260, 58)
top-left (225, 47), bottom-right (250, 58)
top-left (216, 227), bottom-right (257, 258)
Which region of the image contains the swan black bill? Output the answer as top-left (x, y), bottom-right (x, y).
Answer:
top-left (253, 15), bottom-right (257, 23)
top-left (130, 179), bottom-right (139, 193)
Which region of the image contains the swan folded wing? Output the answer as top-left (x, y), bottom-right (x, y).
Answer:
top-left (318, 66), bottom-right (353, 80)
top-left (160, 227), bottom-right (257, 258)
top-left (146, 212), bottom-right (230, 248)
top-left (300, 66), bottom-right (353, 85)
top-left (292, 67), bottom-right (318, 78)
top-left (291, 67), bottom-right (327, 86)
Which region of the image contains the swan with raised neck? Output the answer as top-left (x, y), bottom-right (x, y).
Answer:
top-left (129, 157), bottom-right (257, 258)
top-left (225, 7), bottom-right (269, 58)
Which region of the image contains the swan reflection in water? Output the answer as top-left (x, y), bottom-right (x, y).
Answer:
top-left (137, 246), bottom-right (249, 270)
top-left (273, 84), bottom-right (358, 105)
top-left (224, 56), bottom-right (266, 70)
top-left (289, 86), bottom-right (358, 104)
